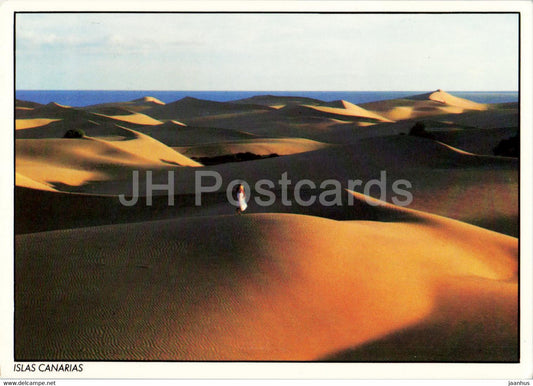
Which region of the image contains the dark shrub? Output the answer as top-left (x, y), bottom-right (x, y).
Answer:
top-left (63, 129), bottom-right (85, 138)
top-left (409, 121), bottom-right (435, 140)
top-left (192, 152), bottom-right (279, 166)
top-left (494, 133), bottom-right (519, 157)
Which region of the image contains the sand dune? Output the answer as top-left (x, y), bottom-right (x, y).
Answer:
top-left (180, 108), bottom-right (348, 141)
top-left (432, 127), bottom-right (518, 156)
top-left (429, 107), bottom-right (519, 130)
top-left (16, 127), bottom-right (200, 188)
top-left (15, 101), bottom-right (140, 129)
top-left (15, 102), bottom-right (78, 119)
top-left (144, 96), bottom-right (274, 121)
top-left (340, 108), bottom-right (519, 152)
top-left (131, 96), bottom-right (165, 105)
top-left (164, 134), bottom-right (515, 190)
top-left (171, 91), bottom-right (494, 143)
top-left (16, 99), bottom-right (43, 109)
top-left (81, 96), bottom-right (166, 113)
top-left (15, 118), bottom-right (62, 130)
top-left (412, 89), bottom-right (487, 110)
top-left (117, 95), bottom-right (396, 143)
top-left (15, 190), bottom-right (517, 361)
top-left (16, 100), bottom-right (162, 130)
top-left (175, 138), bottom-right (331, 158)
top-left (178, 103), bottom-right (396, 143)
top-left (94, 111), bottom-right (163, 126)
top-left (85, 106), bottom-right (137, 116)
top-left (95, 127), bottom-right (201, 166)
top-left (15, 119), bottom-right (134, 139)
top-left (361, 89), bottom-right (488, 121)
top-left (133, 122), bottom-right (258, 147)
top-left (42, 134), bottom-right (517, 236)
top-left (214, 135), bottom-right (518, 235)
top-left (168, 119), bottom-right (187, 126)
top-left (15, 172), bottom-right (58, 192)
top-left (327, 273), bottom-right (517, 361)
top-left (232, 94), bottom-right (324, 107)
top-left (303, 100), bottom-right (393, 123)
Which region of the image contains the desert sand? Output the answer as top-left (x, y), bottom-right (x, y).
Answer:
top-left (14, 90), bottom-right (519, 362)
top-left (15, 192), bottom-right (517, 361)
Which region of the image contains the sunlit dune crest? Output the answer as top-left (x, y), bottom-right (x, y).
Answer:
top-left (16, 118), bottom-right (62, 130)
top-left (425, 89), bottom-right (488, 111)
top-left (15, 172), bottom-right (58, 192)
top-left (305, 100), bottom-right (393, 122)
top-left (132, 96), bottom-right (165, 105)
top-left (93, 127), bottom-right (202, 167)
top-left (48, 101), bottom-right (71, 109)
top-left (169, 119), bottom-right (187, 126)
top-left (94, 111), bottom-right (163, 126)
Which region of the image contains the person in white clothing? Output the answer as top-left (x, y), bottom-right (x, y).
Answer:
top-left (236, 184), bottom-right (247, 214)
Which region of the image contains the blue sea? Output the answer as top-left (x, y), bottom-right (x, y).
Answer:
top-left (15, 90), bottom-right (519, 107)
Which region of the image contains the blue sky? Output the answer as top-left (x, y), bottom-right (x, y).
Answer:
top-left (15, 13), bottom-right (519, 91)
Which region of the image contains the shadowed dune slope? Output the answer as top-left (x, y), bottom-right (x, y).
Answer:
top-left (133, 122), bottom-right (258, 147)
top-left (16, 99), bottom-right (43, 109)
top-left (178, 103), bottom-right (399, 142)
top-left (83, 106), bottom-right (137, 116)
top-left (15, 191), bottom-right (517, 361)
top-left (232, 94), bottom-right (325, 107)
top-left (180, 110), bottom-right (348, 142)
top-left (15, 102), bottom-right (154, 135)
top-left (273, 104), bottom-right (387, 124)
top-left (432, 127), bottom-right (519, 156)
top-left (144, 96), bottom-right (274, 120)
top-left (24, 135), bottom-right (515, 235)
top-left (168, 134), bottom-right (516, 193)
top-left (81, 96), bottom-right (166, 113)
top-left (175, 138), bottom-right (331, 158)
top-left (16, 102), bottom-right (87, 119)
top-left (15, 119), bottom-right (135, 139)
top-left (431, 107), bottom-right (519, 130)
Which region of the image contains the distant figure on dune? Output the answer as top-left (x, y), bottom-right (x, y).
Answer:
top-left (235, 184), bottom-right (247, 214)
